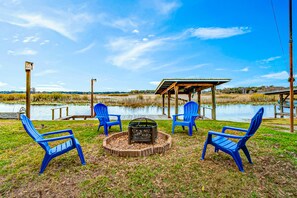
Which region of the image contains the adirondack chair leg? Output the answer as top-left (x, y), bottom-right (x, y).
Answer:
top-left (119, 123), bottom-right (122, 132)
top-left (188, 124), bottom-right (193, 136)
top-left (194, 123), bottom-right (198, 131)
top-left (242, 146), bottom-right (253, 164)
top-left (76, 144), bottom-right (86, 165)
top-left (40, 155), bottom-right (52, 174)
top-left (231, 152), bottom-right (244, 172)
top-left (172, 124), bottom-right (175, 134)
top-left (97, 125), bottom-right (101, 132)
top-left (214, 147), bottom-right (219, 153)
top-left (104, 125), bottom-right (108, 136)
top-left (201, 141), bottom-right (208, 160)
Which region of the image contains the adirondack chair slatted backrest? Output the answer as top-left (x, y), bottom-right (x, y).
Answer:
top-left (20, 114), bottom-right (50, 151)
top-left (237, 107), bottom-right (264, 148)
top-left (183, 101), bottom-right (199, 121)
top-left (94, 103), bottom-right (110, 123)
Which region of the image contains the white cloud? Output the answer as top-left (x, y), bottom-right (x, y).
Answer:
top-left (189, 27), bottom-right (251, 40)
top-left (12, 35), bottom-right (19, 43)
top-left (1, 11), bottom-right (94, 41)
top-left (74, 42), bottom-right (96, 54)
top-left (107, 37), bottom-right (164, 70)
top-left (216, 68), bottom-right (225, 71)
top-left (132, 29), bottom-right (139, 34)
top-left (233, 67), bottom-right (248, 72)
top-left (7, 49), bottom-right (37, 55)
top-left (261, 71), bottom-right (289, 79)
top-left (23, 35), bottom-right (40, 43)
top-left (240, 67), bottom-right (249, 72)
top-left (34, 84), bottom-right (69, 92)
top-left (34, 69), bottom-right (58, 77)
top-left (142, 38), bottom-right (148, 41)
top-left (257, 56), bottom-right (281, 64)
top-left (40, 40), bottom-right (50, 45)
top-left (106, 18), bottom-right (138, 32)
top-left (150, 81), bottom-right (160, 86)
top-left (0, 82), bottom-right (8, 87)
top-left (153, 0), bottom-right (181, 15)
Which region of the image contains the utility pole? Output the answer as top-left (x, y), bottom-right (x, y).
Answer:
top-left (90, 78), bottom-right (97, 117)
top-left (289, 0), bottom-right (294, 132)
top-left (25, 61), bottom-right (33, 118)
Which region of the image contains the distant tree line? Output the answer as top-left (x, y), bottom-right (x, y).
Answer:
top-left (217, 86), bottom-right (289, 94)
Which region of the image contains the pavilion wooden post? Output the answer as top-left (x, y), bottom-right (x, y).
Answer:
top-left (279, 94), bottom-right (284, 118)
top-left (167, 92), bottom-right (171, 118)
top-left (162, 94), bottom-right (165, 115)
top-left (211, 86), bottom-right (216, 120)
top-left (197, 90), bottom-right (201, 115)
top-left (25, 61), bottom-right (33, 119)
top-left (188, 92), bottom-right (191, 101)
top-left (174, 86), bottom-right (179, 115)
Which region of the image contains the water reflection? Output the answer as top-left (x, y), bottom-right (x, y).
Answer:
top-left (0, 103), bottom-right (278, 121)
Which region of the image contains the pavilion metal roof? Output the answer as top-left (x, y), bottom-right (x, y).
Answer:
top-left (263, 88), bottom-right (297, 95)
top-left (155, 78), bottom-right (231, 94)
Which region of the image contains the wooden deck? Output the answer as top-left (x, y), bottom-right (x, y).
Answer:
top-left (121, 115), bottom-right (171, 120)
top-left (58, 114), bottom-right (171, 121)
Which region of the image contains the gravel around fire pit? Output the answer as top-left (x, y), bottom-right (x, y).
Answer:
top-left (103, 131), bottom-right (172, 157)
top-left (107, 133), bottom-right (167, 150)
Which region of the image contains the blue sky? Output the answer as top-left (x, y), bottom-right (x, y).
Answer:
top-left (0, 0), bottom-right (296, 92)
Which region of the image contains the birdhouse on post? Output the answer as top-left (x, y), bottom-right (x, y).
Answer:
top-left (25, 61), bottom-right (33, 118)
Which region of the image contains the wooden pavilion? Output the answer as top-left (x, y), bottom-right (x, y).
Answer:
top-left (155, 78), bottom-right (231, 119)
top-left (263, 88), bottom-right (297, 118)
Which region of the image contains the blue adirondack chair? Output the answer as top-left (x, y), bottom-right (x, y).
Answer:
top-left (20, 114), bottom-right (86, 174)
top-left (172, 101), bottom-right (199, 136)
top-left (201, 107), bottom-right (264, 172)
top-left (94, 103), bottom-right (122, 136)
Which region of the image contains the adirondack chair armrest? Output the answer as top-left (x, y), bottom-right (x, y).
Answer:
top-left (190, 114), bottom-right (199, 122)
top-left (109, 114), bottom-right (121, 119)
top-left (172, 114), bottom-right (184, 121)
top-left (37, 135), bottom-right (74, 143)
top-left (222, 126), bottom-right (248, 133)
top-left (208, 131), bottom-right (244, 139)
top-left (41, 129), bottom-right (73, 136)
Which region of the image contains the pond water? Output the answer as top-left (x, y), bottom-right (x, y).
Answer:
top-left (0, 103), bottom-right (281, 122)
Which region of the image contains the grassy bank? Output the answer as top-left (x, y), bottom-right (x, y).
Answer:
top-left (0, 119), bottom-right (296, 197)
top-left (0, 93), bottom-right (278, 107)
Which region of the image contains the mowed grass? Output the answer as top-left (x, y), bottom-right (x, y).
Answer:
top-left (0, 119), bottom-right (297, 197)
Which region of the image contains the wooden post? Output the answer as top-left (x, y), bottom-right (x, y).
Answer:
top-left (91, 78), bottom-right (96, 117)
top-left (289, 0), bottom-right (294, 132)
top-left (188, 92), bottom-right (191, 101)
top-left (25, 61), bottom-right (33, 119)
top-left (167, 92), bottom-right (171, 118)
top-left (52, 109), bottom-right (54, 120)
top-left (59, 108), bottom-right (62, 119)
top-left (174, 85), bottom-right (179, 115)
top-left (197, 90), bottom-right (201, 115)
top-left (162, 94), bottom-right (165, 115)
top-left (203, 107), bottom-right (205, 119)
top-left (211, 86), bottom-right (216, 120)
top-left (66, 106), bottom-right (69, 116)
top-left (280, 94), bottom-right (284, 118)
top-left (274, 104), bottom-right (277, 118)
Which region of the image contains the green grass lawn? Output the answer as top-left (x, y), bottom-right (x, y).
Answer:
top-left (0, 119), bottom-right (297, 197)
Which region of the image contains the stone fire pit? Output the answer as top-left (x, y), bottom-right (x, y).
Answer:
top-left (103, 131), bottom-right (172, 157)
